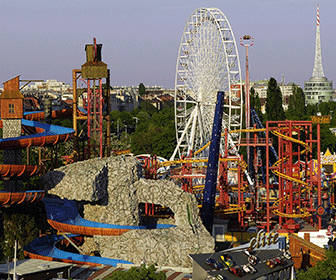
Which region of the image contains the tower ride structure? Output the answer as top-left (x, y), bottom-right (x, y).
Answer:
top-left (304, 4), bottom-right (333, 105)
top-left (73, 38), bottom-right (111, 159)
top-left (240, 35), bottom-right (254, 174)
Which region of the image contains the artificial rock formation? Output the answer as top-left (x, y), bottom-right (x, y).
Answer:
top-left (83, 156), bottom-right (141, 225)
top-left (42, 157), bottom-right (109, 202)
top-left (42, 155), bottom-right (214, 267)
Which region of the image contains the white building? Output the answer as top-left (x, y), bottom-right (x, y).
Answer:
top-left (26, 80), bottom-right (71, 93)
top-left (304, 6), bottom-right (334, 104)
top-left (251, 80), bottom-right (295, 113)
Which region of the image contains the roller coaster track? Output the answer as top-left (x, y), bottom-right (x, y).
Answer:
top-left (189, 126), bottom-right (315, 216)
top-left (186, 131), bottom-right (254, 186)
top-left (270, 129), bottom-right (313, 218)
top-left (158, 157), bottom-right (241, 167)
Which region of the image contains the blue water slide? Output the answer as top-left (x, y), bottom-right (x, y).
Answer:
top-left (0, 111), bottom-right (74, 144)
top-left (43, 197), bottom-right (174, 230)
top-left (25, 234), bottom-right (133, 266)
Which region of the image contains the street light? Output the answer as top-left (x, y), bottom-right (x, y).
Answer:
top-left (133, 116), bottom-right (139, 128)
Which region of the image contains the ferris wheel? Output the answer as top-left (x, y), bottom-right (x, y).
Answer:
top-left (171, 7), bottom-right (243, 160)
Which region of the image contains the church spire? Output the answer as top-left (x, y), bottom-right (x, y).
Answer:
top-left (312, 4), bottom-right (325, 78)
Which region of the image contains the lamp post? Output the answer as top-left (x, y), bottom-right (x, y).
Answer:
top-left (240, 35), bottom-right (254, 171)
top-left (133, 116), bottom-right (139, 129)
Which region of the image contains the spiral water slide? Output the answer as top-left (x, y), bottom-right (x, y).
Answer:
top-left (24, 197), bottom-right (175, 266)
top-left (0, 109), bottom-right (75, 205)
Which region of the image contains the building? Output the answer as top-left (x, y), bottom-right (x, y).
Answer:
top-left (304, 5), bottom-right (333, 105)
top-left (110, 86), bottom-right (139, 112)
top-left (190, 241), bottom-right (294, 280)
top-left (26, 80), bottom-right (71, 93)
top-left (290, 233), bottom-right (326, 270)
top-left (252, 80), bottom-right (295, 113)
top-left (110, 85), bottom-right (174, 112)
top-left (0, 259), bottom-right (73, 280)
top-left (0, 259), bottom-right (191, 280)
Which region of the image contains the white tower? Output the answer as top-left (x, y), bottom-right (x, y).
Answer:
top-left (304, 4), bottom-right (333, 105)
top-left (312, 5), bottom-right (324, 78)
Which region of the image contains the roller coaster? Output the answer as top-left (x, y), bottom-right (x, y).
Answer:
top-left (142, 114), bottom-right (323, 234)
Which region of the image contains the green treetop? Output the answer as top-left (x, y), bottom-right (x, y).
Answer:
top-left (139, 83), bottom-right (146, 96)
top-left (265, 77), bottom-right (285, 121)
top-left (296, 249), bottom-right (336, 280)
top-left (250, 87), bottom-right (263, 121)
top-left (286, 85), bottom-right (306, 120)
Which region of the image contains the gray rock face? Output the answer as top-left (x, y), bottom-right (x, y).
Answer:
top-left (91, 179), bottom-right (214, 267)
top-left (84, 156), bottom-right (141, 225)
top-left (43, 155), bottom-right (214, 267)
top-left (42, 158), bottom-right (109, 202)
top-left (3, 119), bottom-right (22, 165)
top-left (2, 119), bottom-right (21, 138)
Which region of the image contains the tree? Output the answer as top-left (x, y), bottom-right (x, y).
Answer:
top-left (265, 78), bottom-right (285, 121)
top-left (106, 264), bottom-right (166, 280)
top-left (318, 101), bottom-right (336, 117)
top-left (131, 106), bottom-right (176, 159)
top-left (296, 249), bottom-right (336, 280)
top-left (306, 103), bottom-right (318, 117)
top-left (139, 83), bottom-right (146, 96)
top-left (286, 85), bottom-right (306, 120)
top-left (320, 125), bottom-right (336, 153)
top-left (0, 203), bottom-right (46, 261)
top-left (250, 87), bottom-right (263, 121)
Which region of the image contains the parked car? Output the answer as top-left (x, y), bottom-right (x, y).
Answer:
top-left (219, 254), bottom-right (234, 268)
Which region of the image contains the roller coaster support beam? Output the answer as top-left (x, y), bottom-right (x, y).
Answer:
top-left (266, 121), bottom-right (270, 232)
top-left (201, 91), bottom-right (225, 233)
top-left (72, 69), bottom-right (83, 159)
top-left (317, 123), bottom-right (321, 229)
top-left (106, 69), bottom-right (111, 157)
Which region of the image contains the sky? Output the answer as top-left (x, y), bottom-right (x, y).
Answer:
top-left (1, 0), bottom-right (335, 89)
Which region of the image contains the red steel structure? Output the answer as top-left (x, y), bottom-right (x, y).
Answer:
top-left (73, 38), bottom-right (111, 159)
top-left (228, 120), bottom-right (321, 232)
top-left (266, 120), bottom-right (321, 233)
top-left (150, 120), bottom-right (322, 233)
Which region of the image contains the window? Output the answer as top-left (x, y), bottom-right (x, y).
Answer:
top-left (9, 104), bottom-right (14, 113)
top-left (212, 224), bottom-right (227, 242)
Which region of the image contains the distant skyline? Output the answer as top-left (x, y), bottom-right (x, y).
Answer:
top-left (1, 0), bottom-right (335, 88)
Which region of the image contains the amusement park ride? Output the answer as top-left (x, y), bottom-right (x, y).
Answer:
top-left (72, 38), bottom-right (111, 159)
top-left (0, 5), bottom-right (333, 269)
top-left (141, 7), bottom-right (325, 234)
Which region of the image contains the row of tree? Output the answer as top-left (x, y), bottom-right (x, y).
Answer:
top-left (109, 100), bottom-right (176, 160)
top-left (111, 79), bottom-right (336, 157)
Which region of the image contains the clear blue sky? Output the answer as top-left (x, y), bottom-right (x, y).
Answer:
top-left (1, 0), bottom-right (335, 88)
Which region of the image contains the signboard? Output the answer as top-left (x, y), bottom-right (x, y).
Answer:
top-left (311, 115), bottom-right (331, 124)
top-left (249, 229), bottom-right (279, 251)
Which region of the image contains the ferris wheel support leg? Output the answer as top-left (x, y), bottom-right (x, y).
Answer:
top-left (189, 109), bottom-right (199, 153)
top-left (227, 133), bottom-right (254, 186)
top-left (196, 104), bottom-right (205, 145)
top-left (170, 109), bottom-right (196, 160)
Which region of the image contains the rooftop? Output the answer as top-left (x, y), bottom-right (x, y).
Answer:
top-left (190, 248), bottom-right (293, 280)
top-left (0, 259), bottom-right (71, 276)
